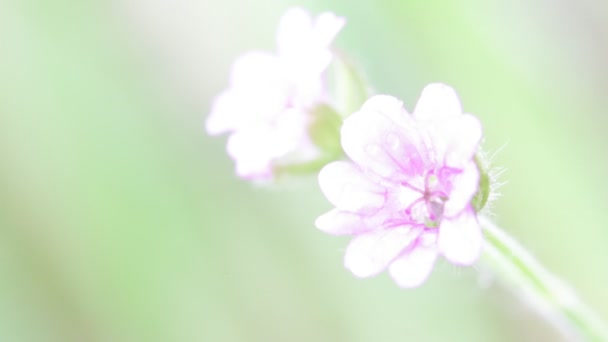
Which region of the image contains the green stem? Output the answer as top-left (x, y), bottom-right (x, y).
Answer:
top-left (479, 216), bottom-right (608, 341)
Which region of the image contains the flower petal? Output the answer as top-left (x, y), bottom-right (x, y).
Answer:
top-left (315, 209), bottom-right (375, 235)
top-left (277, 9), bottom-right (343, 78)
top-left (344, 226), bottom-right (420, 278)
top-left (276, 8), bottom-right (314, 57)
top-left (438, 208), bottom-right (482, 265)
top-left (206, 52), bottom-right (289, 135)
top-left (413, 83), bottom-right (463, 122)
top-left (318, 161), bottom-right (386, 213)
top-left (412, 84), bottom-right (481, 166)
top-left (341, 95), bottom-right (428, 180)
top-left (226, 125), bottom-right (288, 179)
top-left (313, 12), bottom-right (346, 48)
top-left (388, 244), bottom-right (438, 288)
top-left (206, 90), bottom-right (242, 135)
top-left (230, 51), bottom-right (284, 90)
top-left (444, 161), bottom-right (480, 216)
top-left (274, 108), bottom-right (311, 152)
top-left (443, 114), bottom-right (483, 166)
top-left (358, 95), bottom-right (407, 124)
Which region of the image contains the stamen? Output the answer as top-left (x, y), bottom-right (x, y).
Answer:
top-left (401, 181), bottom-right (424, 194)
top-left (428, 190), bottom-right (448, 200)
top-left (404, 197), bottom-right (425, 216)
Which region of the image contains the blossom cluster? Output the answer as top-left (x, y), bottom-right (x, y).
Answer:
top-left (207, 8), bottom-right (486, 288)
top-left (316, 85), bottom-right (483, 287)
top-left (206, 8), bottom-right (345, 179)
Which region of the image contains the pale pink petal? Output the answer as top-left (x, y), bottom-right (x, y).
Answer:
top-left (444, 161), bottom-right (480, 216)
top-left (443, 114), bottom-right (483, 166)
top-left (345, 226), bottom-right (420, 278)
top-left (388, 179), bottom-right (424, 209)
top-left (206, 90), bottom-right (243, 135)
top-left (413, 83), bottom-right (463, 122)
top-left (280, 52), bottom-right (330, 93)
top-left (358, 95), bottom-right (407, 125)
top-left (230, 51), bottom-right (283, 89)
top-left (341, 95), bottom-right (428, 179)
top-left (277, 9), bottom-right (343, 77)
top-left (315, 209), bottom-right (375, 235)
top-left (318, 161), bottom-right (385, 213)
top-left (280, 50), bottom-right (331, 85)
top-left (207, 88), bottom-right (285, 135)
top-left (207, 52), bottom-right (288, 135)
top-left (276, 8), bottom-right (313, 57)
top-left (438, 208), bottom-right (482, 265)
top-left (274, 108), bottom-right (310, 153)
top-left (313, 12), bottom-right (346, 48)
top-left (388, 244), bottom-right (438, 288)
top-left (226, 126), bottom-right (288, 179)
top-left (286, 73), bottom-right (325, 108)
top-left (412, 84), bottom-right (481, 167)
top-left (271, 109), bottom-right (321, 167)
top-left (418, 229), bottom-right (439, 246)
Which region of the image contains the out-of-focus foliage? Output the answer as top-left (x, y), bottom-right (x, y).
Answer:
top-left (0, 0), bottom-right (607, 341)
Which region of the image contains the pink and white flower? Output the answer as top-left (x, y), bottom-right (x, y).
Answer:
top-left (206, 8), bottom-right (345, 180)
top-left (316, 84), bottom-right (484, 287)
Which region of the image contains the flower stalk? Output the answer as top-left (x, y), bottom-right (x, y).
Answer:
top-left (480, 216), bottom-right (608, 341)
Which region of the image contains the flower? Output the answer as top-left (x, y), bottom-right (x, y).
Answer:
top-left (316, 84), bottom-right (484, 287)
top-left (206, 8), bottom-right (345, 180)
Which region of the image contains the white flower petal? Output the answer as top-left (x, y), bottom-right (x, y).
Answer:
top-left (230, 51), bottom-right (283, 89)
top-left (206, 90), bottom-right (243, 135)
top-left (287, 72), bottom-right (325, 108)
top-left (388, 244), bottom-right (438, 288)
top-left (277, 9), bottom-right (343, 77)
top-left (313, 12), bottom-right (346, 48)
top-left (444, 161), bottom-right (480, 216)
top-left (274, 108), bottom-right (310, 151)
top-left (438, 209), bottom-right (482, 265)
top-left (276, 8), bottom-right (314, 56)
top-left (443, 114), bottom-right (483, 166)
top-left (226, 126), bottom-right (287, 179)
top-left (207, 52), bottom-right (289, 136)
top-left (341, 95), bottom-right (428, 180)
top-left (318, 161), bottom-right (385, 213)
top-left (358, 95), bottom-right (408, 125)
top-left (412, 84), bottom-right (481, 167)
top-left (413, 83), bottom-right (463, 122)
top-left (315, 209), bottom-right (374, 235)
top-left (344, 226), bottom-right (420, 278)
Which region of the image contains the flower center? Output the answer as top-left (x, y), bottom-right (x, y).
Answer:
top-left (402, 170), bottom-right (448, 228)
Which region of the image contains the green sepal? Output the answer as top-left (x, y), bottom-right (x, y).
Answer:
top-left (271, 104), bottom-right (344, 179)
top-left (471, 156), bottom-right (490, 212)
top-left (330, 52), bottom-right (370, 118)
top-left (308, 104), bottom-right (343, 156)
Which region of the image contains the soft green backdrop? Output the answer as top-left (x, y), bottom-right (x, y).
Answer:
top-left (0, 0), bottom-right (607, 341)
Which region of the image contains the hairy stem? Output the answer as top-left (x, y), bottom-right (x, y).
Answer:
top-left (480, 216), bottom-right (608, 341)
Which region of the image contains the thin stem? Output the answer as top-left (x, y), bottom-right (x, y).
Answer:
top-left (479, 215), bottom-right (608, 341)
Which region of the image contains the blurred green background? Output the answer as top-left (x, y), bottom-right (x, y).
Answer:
top-left (1, 0), bottom-right (607, 341)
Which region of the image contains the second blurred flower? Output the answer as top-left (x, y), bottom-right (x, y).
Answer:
top-left (206, 8), bottom-right (345, 180)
